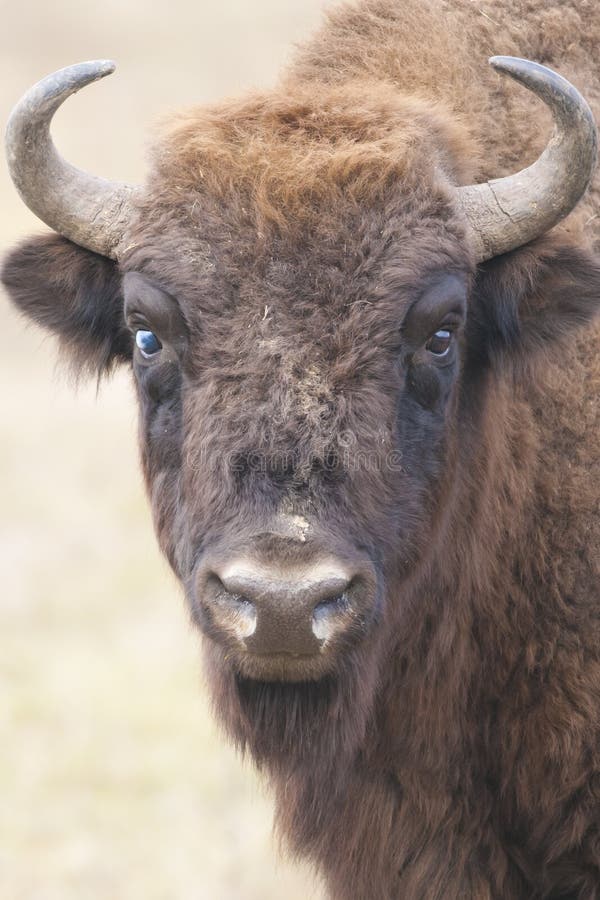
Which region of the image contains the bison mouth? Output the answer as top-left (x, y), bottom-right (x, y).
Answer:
top-left (232, 648), bottom-right (340, 684)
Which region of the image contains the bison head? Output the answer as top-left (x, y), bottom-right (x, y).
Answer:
top-left (2, 59), bottom-right (599, 773)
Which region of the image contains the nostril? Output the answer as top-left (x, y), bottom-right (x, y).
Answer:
top-left (209, 575), bottom-right (258, 640)
top-left (312, 592), bottom-right (350, 641)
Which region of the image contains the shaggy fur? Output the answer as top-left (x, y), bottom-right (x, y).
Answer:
top-left (2, 1), bottom-right (600, 897)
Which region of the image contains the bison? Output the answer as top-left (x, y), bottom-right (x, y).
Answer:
top-left (3, 0), bottom-right (600, 896)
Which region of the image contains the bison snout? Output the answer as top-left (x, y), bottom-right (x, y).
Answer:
top-left (197, 557), bottom-right (374, 663)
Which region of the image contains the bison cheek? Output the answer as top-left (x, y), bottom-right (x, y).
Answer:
top-left (135, 371), bottom-right (187, 576)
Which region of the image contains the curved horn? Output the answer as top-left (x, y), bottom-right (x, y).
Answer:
top-left (5, 60), bottom-right (136, 259)
top-left (458, 57), bottom-right (598, 262)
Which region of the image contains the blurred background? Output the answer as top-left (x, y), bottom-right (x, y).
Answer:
top-left (0, 3), bottom-right (328, 898)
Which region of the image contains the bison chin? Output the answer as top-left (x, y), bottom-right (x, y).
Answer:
top-left (202, 635), bottom-right (383, 775)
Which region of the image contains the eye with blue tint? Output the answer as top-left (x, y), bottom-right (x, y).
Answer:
top-left (425, 328), bottom-right (453, 357)
top-left (135, 329), bottom-right (162, 359)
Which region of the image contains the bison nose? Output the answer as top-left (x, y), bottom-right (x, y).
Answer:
top-left (201, 561), bottom-right (356, 656)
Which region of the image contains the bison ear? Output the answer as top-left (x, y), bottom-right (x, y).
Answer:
top-left (469, 236), bottom-right (600, 365)
top-left (1, 233), bottom-right (131, 378)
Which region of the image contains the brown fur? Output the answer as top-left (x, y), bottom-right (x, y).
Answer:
top-left (2, 1), bottom-right (600, 897)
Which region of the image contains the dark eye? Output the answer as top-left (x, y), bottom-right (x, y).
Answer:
top-left (425, 329), bottom-right (453, 357)
top-left (135, 329), bottom-right (162, 359)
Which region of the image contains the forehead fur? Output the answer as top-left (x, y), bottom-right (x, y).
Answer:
top-left (142, 80), bottom-right (476, 234)
top-left (122, 80), bottom-right (475, 381)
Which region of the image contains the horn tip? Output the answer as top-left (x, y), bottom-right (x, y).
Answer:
top-left (489, 55), bottom-right (518, 65)
top-left (96, 59), bottom-right (117, 74)
top-left (82, 59), bottom-right (117, 80)
top-left (488, 55), bottom-right (531, 74)
top-left (57, 59), bottom-right (117, 87)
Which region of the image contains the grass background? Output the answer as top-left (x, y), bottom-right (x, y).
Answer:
top-left (0, 2), bottom-right (329, 897)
